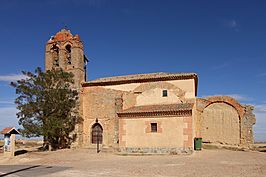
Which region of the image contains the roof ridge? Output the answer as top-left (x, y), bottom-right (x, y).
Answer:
top-left (90, 72), bottom-right (197, 81)
top-left (83, 72), bottom-right (198, 86)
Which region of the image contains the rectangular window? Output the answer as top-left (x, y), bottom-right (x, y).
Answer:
top-left (151, 123), bottom-right (157, 132)
top-left (162, 90), bottom-right (168, 97)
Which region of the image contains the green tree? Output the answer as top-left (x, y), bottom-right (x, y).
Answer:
top-left (11, 67), bottom-right (81, 150)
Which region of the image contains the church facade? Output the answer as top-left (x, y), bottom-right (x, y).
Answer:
top-left (45, 29), bottom-right (256, 154)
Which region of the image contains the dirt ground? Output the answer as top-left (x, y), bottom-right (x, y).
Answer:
top-left (0, 147), bottom-right (266, 177)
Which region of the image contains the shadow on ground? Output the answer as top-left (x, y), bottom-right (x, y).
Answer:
top-left (15, 150), bottom-right (28, 156)
top-left (0, 165), bottom-right (70, 177)
top-left (253, 144), bottom-right (266, 152)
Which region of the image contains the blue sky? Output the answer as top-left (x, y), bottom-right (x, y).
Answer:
top-left (0, 0), bottom-right (265, 141)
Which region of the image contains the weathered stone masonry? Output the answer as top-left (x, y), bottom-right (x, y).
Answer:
top-left (196, 96), bottom-right (256, 147)
top-left (45, 29), bottom-right (256, 154)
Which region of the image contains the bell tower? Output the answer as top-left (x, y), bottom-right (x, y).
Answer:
top-left (45, 29), bottom-right (87, 90)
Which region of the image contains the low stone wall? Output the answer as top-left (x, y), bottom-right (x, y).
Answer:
top-left (119, 147), bottom-right (193, 155)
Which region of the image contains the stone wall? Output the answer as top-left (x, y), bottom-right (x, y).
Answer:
top-left (201, 103), bottom-right (240, 145)
top-left (241, 105), bottom-right (256, 147)
top-left (45, 29), bottom-right (85, 90)
top-left (81, 86), bottom-right (123, 149)
top-left (45, 29), bottom-right (86, 148)
top-left (196, 96), bottom-right (256, 148)
top-left (119, 147), bottom-right (193, 154)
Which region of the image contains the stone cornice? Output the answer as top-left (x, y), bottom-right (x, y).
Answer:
top-left (117, 110), bottom-right (192, 118)
top-left (117, 103), bottom-right (193, 118)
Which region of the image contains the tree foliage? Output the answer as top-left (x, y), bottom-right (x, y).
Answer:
top-left (11, 67), bottom-right (81, 150)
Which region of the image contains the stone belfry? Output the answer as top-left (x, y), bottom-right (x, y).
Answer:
top-left (45, 29), bottom-right (87, 90)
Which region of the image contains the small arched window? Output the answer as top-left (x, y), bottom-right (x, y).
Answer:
top-left (65, 44), bottom-right (71, 65)
top-left (51, 44), bottom-right (59, 67)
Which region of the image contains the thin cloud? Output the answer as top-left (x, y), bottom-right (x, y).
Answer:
top-left (211, 63), bottom-right (230, 70)
top-left (228, 20), bottom-right (237, 28)
top-left (0, 100), bottom-right (14, 104)
top-left (121, 8), bottom-right (132, 15)
top-left (121, 8), bottom-right (141, 15)
top-left (226, 94), bottom-right (250, 101)
top-left (68, 0), bottom-right (106, 8)
top-left (0, 106), bottom-right (19, 130)
top-left (203, 94), bottom-right (250, 102)
top-left (0, 74), bottom-right (27, 82)
top-left (257, 72), bottom-right (266, 77)
top-left (254, 104), bottom-right (266, 113)
top-left (46, 0), bottom-right (107, 8)
top-left (223, 19), bottom-right (240, 32)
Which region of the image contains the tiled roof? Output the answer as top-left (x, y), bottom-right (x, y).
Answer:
top-left (83, 72), bottom-right (197, 86)
top-left (117, 103), bottom-right (194, 117)
top-left (0, 127), bottom-right (20, 134)
top-left (47, 29), bottom-right (81, 43)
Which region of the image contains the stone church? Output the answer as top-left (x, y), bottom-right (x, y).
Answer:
top-left (45, 29), bottom-right (256, 154)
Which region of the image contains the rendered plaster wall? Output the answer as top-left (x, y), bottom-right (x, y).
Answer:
top-left (201, 103), bottom-right (240, 145)
top-left (104, 82), bottom-right (140, 92)
top-left (104, 79), bottom-right (195, 99)
top-left (104, 80), bottom-right (195, 110)
top-left (167, 79), bottom-right (195, 98)
top-left (135, 88), bottom-right (182, 106)
top-left (119, 117), bottom-right (189, 148)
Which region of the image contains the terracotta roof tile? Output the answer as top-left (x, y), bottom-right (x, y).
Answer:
top-left (83, 72), bottom-right (197, 86)
top-left (118, 103), bottom-right (194, 114)
top-left (1, 127), bottom-right (20, 134)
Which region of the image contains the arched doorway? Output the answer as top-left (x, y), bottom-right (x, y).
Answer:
top-left (91, 123), bottom-right (103, 144)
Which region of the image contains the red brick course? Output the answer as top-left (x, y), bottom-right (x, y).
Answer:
top-left (183, 117), bottom-right (193, 148)
top-left (119, 119), bottom-right (126, 147)
top-left (197, 96), bottom-right (245, 119)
